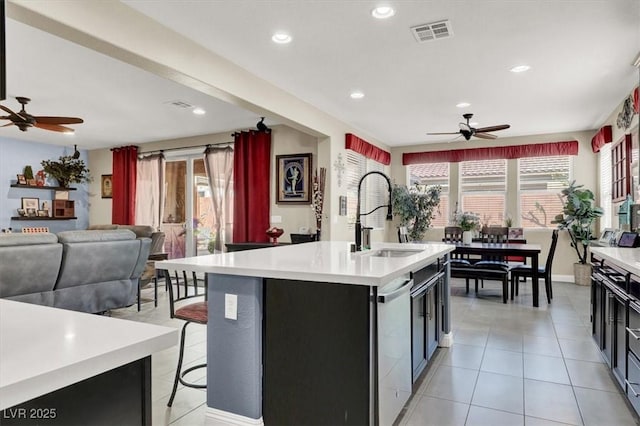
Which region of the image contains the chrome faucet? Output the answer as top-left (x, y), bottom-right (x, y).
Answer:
top-left (355, 171), bottom-right (393, 251)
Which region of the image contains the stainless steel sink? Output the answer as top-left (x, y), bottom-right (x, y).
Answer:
top-left (366, 248), bottom-right (423, 258)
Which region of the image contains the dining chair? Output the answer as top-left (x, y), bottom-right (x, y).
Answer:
top-left (398, 226), bottom-right (410, 243)
top-left (510, 229), bottom-right (559, 304)
top-left (162, 269), bottom-right (208, 407)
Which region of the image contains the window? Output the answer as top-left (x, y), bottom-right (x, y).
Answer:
top-left (409, 162), bottom-right (449, 227)
top-left (518, 155), bottom-right (570, 228)
top-left (599, 143), bottom-right (613, 229)
top-left (346, 151), bottom-right (387, 229)
top-left (460, 159), bottom-right (506, 225)
top-left (611, 135), bottom-right (631, 202)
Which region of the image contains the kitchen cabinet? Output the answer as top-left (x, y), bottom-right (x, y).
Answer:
top-left (591, 248), bottom-right (640, 416)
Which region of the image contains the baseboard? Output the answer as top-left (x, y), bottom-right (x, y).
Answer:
top-left (205, 407), bottom-right (264, 426)
top-left (552, 274), bottom-right (575, 283)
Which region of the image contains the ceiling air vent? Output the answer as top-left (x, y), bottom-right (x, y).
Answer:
top-left (166, 100), bottom-right (193, 109)
top-left (410, 20), bottom-right (453, 43)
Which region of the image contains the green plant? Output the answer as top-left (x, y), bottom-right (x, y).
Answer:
top-left (504, 214), bottom-right (513, 227)
top-left (41, 155), bottom-right (91, 188)
top-left (454, 211), bottom-right (481, 231)
top-left (551, 180), bottom-right (603, 264)
top-left (392, 184), bottom-right (441, 241)
top-left (23, 165), bottom-right (34, 180)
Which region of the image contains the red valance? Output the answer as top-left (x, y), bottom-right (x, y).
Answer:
top-left (345, 133), bottom-right (391, 165)
top-left (591, 125), bottom-right (613, 153)
top-left (402, 141), bottom-right (579, 165)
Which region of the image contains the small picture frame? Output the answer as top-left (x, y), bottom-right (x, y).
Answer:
top-left (599, 228), bottom-right (616, 245)
top-left (276, 153), bottom-right (312, 204)
top-left (21, 197), bottom-right (39, 211)
top-left (507, 227), bottom-right (524, 240)
top-left (37, 210), bottom-right (49, 217)
top-left (55, 190), bottom-right (69, 200)
top-left (16, 174), bottom-right (27, 185)
top-left (101, 174), bottom-right (113, 199)
top-left (26, 208), bottom-right (37, 217)
top-left (16, 208), bottom-right (25, 216)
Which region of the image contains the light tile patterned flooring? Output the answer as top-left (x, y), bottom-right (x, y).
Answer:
top-left (111, 278), bottom-right (640, 426)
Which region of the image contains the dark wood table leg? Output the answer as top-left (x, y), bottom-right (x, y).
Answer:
top-left (532, 254), bottom-right (539, 307)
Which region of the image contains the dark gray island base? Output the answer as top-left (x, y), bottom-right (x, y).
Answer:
top-left (171, 242), bottom-right (455, 426)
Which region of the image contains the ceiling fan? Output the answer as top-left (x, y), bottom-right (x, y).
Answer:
top-left (428, 113), bottom-right (510, 141)
top-left (0, 96), bottom-right (84, 133)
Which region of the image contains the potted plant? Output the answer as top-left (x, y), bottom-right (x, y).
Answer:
top-left (454, 211), bottom-right (481, 244)
top-left (391, 184), bottom-right (441, 241)
top-left (552, 181), bottom-right (603, 285)
top-left (23, 165), bottom-right (35, 186)
top-left (41, 155), bottom-right (91, 188)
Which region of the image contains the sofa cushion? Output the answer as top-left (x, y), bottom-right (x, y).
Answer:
top-left (118, 225), bottom-right (155, 239)
top-left (58, 229), bottom-right (136, 243)
top-left (0, 233), bottom-right (58, 246)
top-left (0, 233), bottom-right (62, 297)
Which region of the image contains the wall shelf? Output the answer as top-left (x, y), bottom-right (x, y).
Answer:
top-left (10, 183), bottom-right (76, 191)
top-left (11, 217), bottom-right (77, 221)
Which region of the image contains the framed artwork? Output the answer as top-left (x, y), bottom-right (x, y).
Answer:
top-left (21, 197), bottom-right (39, 211)
top-left (276, 153), bottom-right (312, 204)
top-left (16, 174), bottom-right (26, 185)
top-left (101, 174), bottom-right (113, 199)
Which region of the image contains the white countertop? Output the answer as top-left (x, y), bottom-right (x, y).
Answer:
top-left (158, 241), bottom-right (455, 286)
top-left (590, 247), bottom-right (640, 276)
top-left (0, 300), bottom-right (178, 409)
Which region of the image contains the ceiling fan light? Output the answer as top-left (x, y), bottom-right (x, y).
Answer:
top-left (193, 107), bottom-right (206, 115)
top-left (456, 102), bottom-right (470, 108)
top-left (371, 6), bottom-right (395, 19)
top-left (510, 65), bottom-right (531, 73)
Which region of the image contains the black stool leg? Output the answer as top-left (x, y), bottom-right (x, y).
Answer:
top-left (168, 321), bottom-right (190, 407)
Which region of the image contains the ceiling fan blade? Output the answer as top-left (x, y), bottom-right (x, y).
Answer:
top-left (33, 116), bottom-right (84, 125)
top-left (34, 122), bottom-right (75, 133)
top-left (474, 132), bottom-right (497, 140)
top-left (427, 132), bottom-right (460, 135)
top-left (0, 104), bottom-right (27, 121)
top-left (475, 124), bottom-right (510, 133)
top-left (1, 122), bottom-right (15, 127)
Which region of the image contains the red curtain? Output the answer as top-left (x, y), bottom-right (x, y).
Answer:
top-left (403, 141), bottom-right (578, 165)
top-left (591, 125), bottom-right (613, 153)
top-left (233, 131), bottom-right (271, 242)
top-left (111, 146), bottom-right (138, 225)
top-left (345, 133), bottom-right (391, 165)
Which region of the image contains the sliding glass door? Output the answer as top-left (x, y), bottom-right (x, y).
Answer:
top-left (163, 153), bottom-right (215, 258)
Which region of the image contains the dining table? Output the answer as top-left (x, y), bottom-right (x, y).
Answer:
top-left (446, 241), bottom-right (543, 307)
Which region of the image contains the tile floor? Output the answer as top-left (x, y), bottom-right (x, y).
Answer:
top-left (111, 278), bottom-right (640, 426)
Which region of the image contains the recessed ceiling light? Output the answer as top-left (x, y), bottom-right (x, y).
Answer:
top-left (456, 102), bottom-right (471, 108)
top-left (272, 32), bottom-right (292, 44)
top-left (510, 65), bottom-right (531, 73)
top-left (193, 107), bottom-right (206, 115)
top-left (371, 6), bottom-right (395, 19)
top-left (350, 91), bottom-right (365, 99)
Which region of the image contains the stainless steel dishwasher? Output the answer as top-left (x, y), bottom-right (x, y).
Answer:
top-left (377, 276), bottom-right (412, 426)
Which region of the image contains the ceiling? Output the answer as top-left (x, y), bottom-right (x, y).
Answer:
top-left (3, 1), bottom-right (639, 150)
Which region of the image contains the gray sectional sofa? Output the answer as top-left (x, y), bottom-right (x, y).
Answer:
top-left (0, 229), bottom-right (150, 313)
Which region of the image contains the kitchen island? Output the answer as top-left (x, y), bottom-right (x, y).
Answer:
top-left (158, 241), bottom-right (454, 426)
top-left (0, 299), bottom-right (178, 425)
